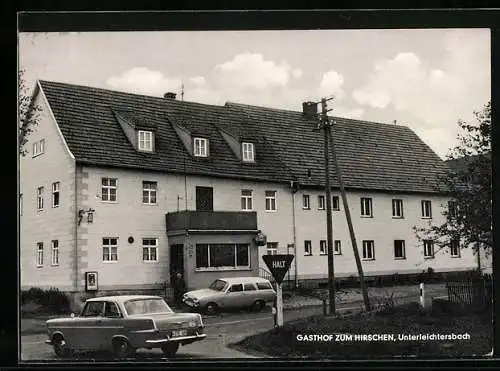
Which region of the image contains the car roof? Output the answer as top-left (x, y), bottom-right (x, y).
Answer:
top-left (86, 295), bottom-right (162, 303)
top-left (216, 277), bottom-right (271, 284)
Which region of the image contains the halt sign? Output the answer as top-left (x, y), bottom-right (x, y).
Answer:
top-left (262, 254), bottom-right (294, 285)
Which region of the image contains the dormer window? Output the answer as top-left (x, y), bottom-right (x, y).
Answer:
top-left (138, 130), bottom-right (153, 152)
top-left (194, 137), bottom-right (209, 157)
top-left (242, 142), bottom-right (255, 162)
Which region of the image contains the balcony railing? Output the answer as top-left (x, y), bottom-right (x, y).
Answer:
top-left (165, 210), bottom-right (258, 232)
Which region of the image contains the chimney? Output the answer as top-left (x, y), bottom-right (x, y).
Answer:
top-left (302, 101), bottom-right (318, 119)
top-left (164, 92), bottom-right (177, 99)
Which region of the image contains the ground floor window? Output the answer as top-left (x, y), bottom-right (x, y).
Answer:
top-left (266, 242), bottom-right (278, 255)
top-left (142, 238), bottom-right (158, 261)
top-left (196, 243), bottom-right (250, 269)
top-left (362, 240), bottom-right (375, 260)
top-left (103, 237), bottom-right (118, 261)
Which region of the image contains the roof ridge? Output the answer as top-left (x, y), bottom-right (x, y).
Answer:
top-left (38, 79), bottom-right (225, 110)
top-left (227, 101), bottom-right (417, 130)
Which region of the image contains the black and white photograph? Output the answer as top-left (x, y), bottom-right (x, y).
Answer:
top-left (18, 12), bottom-right (493, 363)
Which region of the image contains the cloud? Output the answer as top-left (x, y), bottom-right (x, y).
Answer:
top-left (352, 31), bottom-right (490, 130)
top-left (213, 53), bottom-right (302, 90)
top-left (107, 67), bottom-right (182, 96)
top-left (335, 107), bottom-right (364, 119)
top-left (189, 76), bottom-right (206, 86)
top-left (319, 70), bottom-right (346, 100)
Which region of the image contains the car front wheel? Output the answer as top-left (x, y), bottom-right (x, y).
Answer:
top-left (52, 335), bottom-right (71, 358)
top-left (161, 342), bottom-right (179, 357)
top-left (204, 302), bottom-right (219, 315)
top-left (112, 338), bottom-right (135, 359)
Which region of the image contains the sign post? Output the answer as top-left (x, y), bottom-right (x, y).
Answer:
top-left (262, 254), bottom-right (294, 328)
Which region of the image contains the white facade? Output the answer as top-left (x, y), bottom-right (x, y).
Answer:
top-left (19, 87), bottom-right (481, 293)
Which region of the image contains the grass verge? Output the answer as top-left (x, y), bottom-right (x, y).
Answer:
top-left (231, 301), bottom-right (492, 359)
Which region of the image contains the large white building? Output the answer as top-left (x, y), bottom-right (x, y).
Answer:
top-left (19, 80), bottom-right (480, 307)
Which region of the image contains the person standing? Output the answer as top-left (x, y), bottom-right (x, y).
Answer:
top-left (173, 272), bottom-right (186, 307)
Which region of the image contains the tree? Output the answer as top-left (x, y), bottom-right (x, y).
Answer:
top-left (19, 70), bottom-right (41, 156)
top-left (414, 101), bottom-right (492, 259)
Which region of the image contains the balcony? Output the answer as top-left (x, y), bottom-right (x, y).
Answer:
top-left (165, 210), bottom-right (258, 234)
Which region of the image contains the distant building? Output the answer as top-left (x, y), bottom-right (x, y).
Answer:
top-left (20, 80), bottom-right (479, 308)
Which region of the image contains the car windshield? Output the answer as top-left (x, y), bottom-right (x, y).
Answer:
top-left (124, 298), bottom-right (173, 315)
top-left (209, 279), bottom-right (227, 291)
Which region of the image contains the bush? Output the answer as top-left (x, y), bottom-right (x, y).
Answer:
top-left (21, 287), bottom-right (70, 315)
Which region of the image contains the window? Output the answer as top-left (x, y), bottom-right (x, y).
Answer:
top-left (256, 281), bottom-right (273, 290)
top-left (228, 284), bottom-right (243, 292)
top-left (32, 139), bottom-right (45, 157)
top-left (361, 198), bottom-right (373, 217)
top-left (36, 242), bottom-right (43, 267)
top-left (332, 196), bottom-right (340, 211)
top-left (142, 181), bottom-right (157, 205)
top-left (101, 178), bottom-right (117, 202)
top-left (52, 182), bottom-right (60, 208)
top-left (320, 240), bottom-right (327, 255)
top-left (142, 238), bottom-right (158, 262)
top-left (394, 240), bottom-right (406, 259)
top-left (318, 195), bottom-right (325, 210)
top-left (303, 195), bottom-right (310, 209)
top-left (265, 190), bottom-right (277, 211)
top-left (423, 240), bottom-right (434, 258)
top-left (36, 186), bottom-right (44, 211)
top-left (421, 200), bottom-right (432, 218)
top-left (334, 240), bottom-right (342, 255)
top-left (194, 137), bottom-right (208, 157)
top-left (304, 240), bottom-right (312, 256)
top-left (242, 142), bottom-right (255, 162)
top-left (195, 243), bottom-right (250, 269)
top-left (241, 189), bottom-right (253, 211)
top-left (103, 237), bottom-right (118, 262)
top-left (392, 199), bottom-right (403, 218)
top-left (450, 239), bottom-right (460, 257)
top-left (104, 302), bottom-right (121, 318)
top-left (362, 240), bottom-right (375, 260)
top-left (19, 193), bottom-right (23, 216)
top-left (81, 301), bottom-right (104, 317)
top-left (243, 283), bottom-right (257, 291)
top-left (266, 242), bottom-right (278, 255)
top-left (138, 130), bottom-right (153, 151)
top-left (51, 240), bottom-right (59, 266)
top-left (448, 201), bottom-right (458, 219)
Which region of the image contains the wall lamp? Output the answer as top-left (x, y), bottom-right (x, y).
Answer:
top-left (78, 208), bottom-right (95, 225)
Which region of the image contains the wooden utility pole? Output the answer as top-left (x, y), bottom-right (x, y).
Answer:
top-left (326, 125), bottom-right (371, 311)
top-left (319, 97), bottom-right (336, 315)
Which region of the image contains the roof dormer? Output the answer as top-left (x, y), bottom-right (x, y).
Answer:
top-left (241, 141), bottom-right (255, 162)
top-left (113, 109), bottom-right (157, 153)
top-left (171, 119), bottom-right (211, 159)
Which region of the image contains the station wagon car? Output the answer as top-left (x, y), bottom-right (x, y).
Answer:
top-left (45, 295), bottom-right (206, 359)
top-left (182, 277), bottom-right (276, 315)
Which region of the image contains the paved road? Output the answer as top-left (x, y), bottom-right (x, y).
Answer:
top-left (20, 288), bottom-right (446, 361)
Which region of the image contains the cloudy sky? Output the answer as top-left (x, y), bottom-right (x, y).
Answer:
top-left (19, 29), bottom-right (490, 159)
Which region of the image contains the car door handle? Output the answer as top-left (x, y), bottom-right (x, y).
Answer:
top-left (96, 320), bottom-right (102, 324)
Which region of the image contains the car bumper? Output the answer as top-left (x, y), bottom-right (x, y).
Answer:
top-left (182, 298), bottom-right (200, 308)
top-left (146, 333), bottom-right (207, 344)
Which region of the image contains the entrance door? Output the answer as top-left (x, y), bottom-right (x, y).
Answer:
top-left (196, 186), bottom-right (213, 211)
top-left (170, 244), bottom-right (184, 285)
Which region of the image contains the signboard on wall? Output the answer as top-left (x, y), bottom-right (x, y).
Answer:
top-left (85, 271), bottom-right (98, 291)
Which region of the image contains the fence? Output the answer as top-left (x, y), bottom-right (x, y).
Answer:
top-left (446, 272), bottom-right (492, 308)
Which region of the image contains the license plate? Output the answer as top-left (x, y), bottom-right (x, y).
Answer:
top-left (172, 329), bottom-right (188, 337)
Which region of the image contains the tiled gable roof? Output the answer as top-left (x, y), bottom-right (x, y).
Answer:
top-left (39, 80), bottom-right (292, 183)
top-left (226, 102), bottom-right (449, 193)
top-left (39, 80), bottom-right (449, 194)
